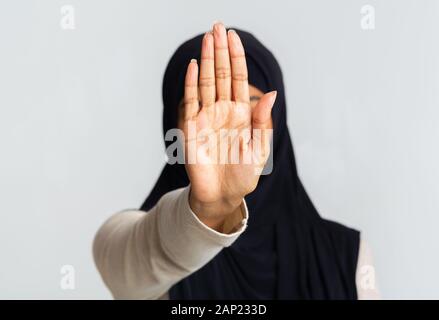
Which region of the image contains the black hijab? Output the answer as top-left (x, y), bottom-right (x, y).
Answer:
top-left (141, 28), bottom-right (360, 299)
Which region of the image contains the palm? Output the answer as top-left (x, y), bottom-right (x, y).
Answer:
top-left (181, 23), bottom-right (277, 208)
top-left (186, 100), bottom-right (254, 203)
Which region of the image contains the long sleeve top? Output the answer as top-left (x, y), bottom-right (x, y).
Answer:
top-left (93, 186), bottom-right (380, 299)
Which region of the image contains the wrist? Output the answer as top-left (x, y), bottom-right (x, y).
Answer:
top-left (189, 192), bottom-right (243, 232)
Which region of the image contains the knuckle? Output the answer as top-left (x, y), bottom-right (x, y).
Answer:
top-left (201, 102), bottom-right (214, 108)
top-left (232, 73), bottom-right (248, 81)
top-left (215, 67), bottom-right (231, 79)
top-left (184, 97), bottom-right (198, 104)
top-left (217, 94), bottom-right (230, 100)
top-left (199, 76), bottom-right (215, 87)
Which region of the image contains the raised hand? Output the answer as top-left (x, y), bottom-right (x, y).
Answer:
top-left (181, 22), bottom-right (277, 231)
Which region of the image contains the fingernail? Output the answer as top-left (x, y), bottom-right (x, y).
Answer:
top-left (228, 29), bottom-right (236, 34)
top-left (213, 21), bottom-right (223, 31)
top-left (203, 32), bottom-right (211, 44)
top-left (190, 58), bottom-right (197, 64)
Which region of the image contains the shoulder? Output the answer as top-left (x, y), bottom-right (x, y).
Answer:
top-left (313, 220), bottom-right (380, 299)
top-left (313, 218), bottom-right (361, 252)
top-left (310, 217), bottom-right (361, 282)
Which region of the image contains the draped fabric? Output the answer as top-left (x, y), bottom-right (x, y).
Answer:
top-left (141, 28), bottom-right (360, 300)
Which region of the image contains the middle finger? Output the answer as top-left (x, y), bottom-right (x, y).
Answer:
top-left (213, 22), bottom-right (232, 101)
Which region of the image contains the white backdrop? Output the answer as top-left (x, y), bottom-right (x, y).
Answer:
top-left (1, 0), bottom-right (438, 299)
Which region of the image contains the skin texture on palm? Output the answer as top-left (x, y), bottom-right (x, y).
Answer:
top-left (181, 22), bottom-right (277, 231)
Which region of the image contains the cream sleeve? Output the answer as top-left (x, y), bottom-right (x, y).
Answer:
top-left (93, 185), bottom-right (378, 300)
top-left (92, 186), bottom-right (248, 300)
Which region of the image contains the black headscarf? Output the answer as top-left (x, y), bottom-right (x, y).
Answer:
top-left (141, 28), bottom-right (360, 299)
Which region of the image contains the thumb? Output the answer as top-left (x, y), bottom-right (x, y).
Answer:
top-left (252, 90), bottom-right (277, 130)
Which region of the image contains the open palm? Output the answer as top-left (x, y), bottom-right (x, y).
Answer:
top-left (182, 23), bottom-right (277, 221)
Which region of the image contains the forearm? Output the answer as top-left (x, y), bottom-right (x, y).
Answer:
top-left (92, 186), bottom-right (248, 299)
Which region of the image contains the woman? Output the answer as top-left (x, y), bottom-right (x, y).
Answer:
top-left (93, 22), bottom-right (379, 299)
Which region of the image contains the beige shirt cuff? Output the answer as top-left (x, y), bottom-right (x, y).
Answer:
top-left (157, 186), bottom-right (248, 271)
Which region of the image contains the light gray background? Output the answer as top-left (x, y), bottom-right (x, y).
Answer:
top-left (0, 0), bottom-right (438, 299)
